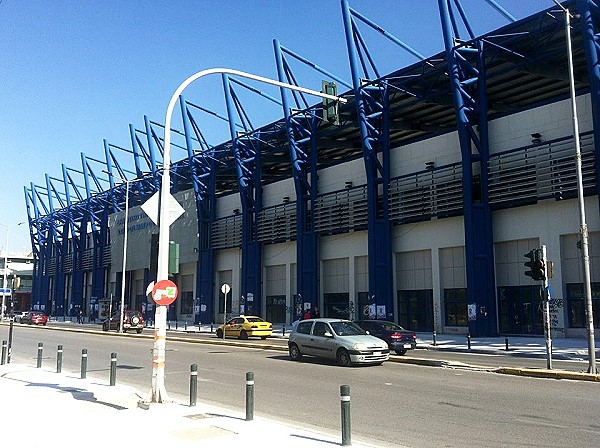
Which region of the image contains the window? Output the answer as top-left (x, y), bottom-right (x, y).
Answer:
top-left (313, 321), bottom-right (330, 337)
top-left (566, 283), bottom-right (600, 328)
top-left (296, 321), bottom-right (312, 334)
top-left (444, 288), bottom-right (467, 327)
top-left (180, 291), bottom-right (194, 315)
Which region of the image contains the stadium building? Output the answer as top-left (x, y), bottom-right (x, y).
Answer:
top-left (25, 1), bottom-right (600, 338)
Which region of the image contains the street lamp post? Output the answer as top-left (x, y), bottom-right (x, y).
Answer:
top-left (0, 222), bottom-right (24, 320)
top-left (149, 67), bottom-right (347, 403)
top-left (554, 1), bottom-right (597, 374)
top-left (103, 171), bottom-right (131, 334)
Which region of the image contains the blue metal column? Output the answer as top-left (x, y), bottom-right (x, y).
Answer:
top-left (577, 0), bottom-right (600, 203)
top-left (438, 0), bottom-right (496, 336)
top-left (222, 75), bottom-right (263, 316)
top-left (342, 0), bottom-right (394, 320)
top-left (26, 183), bottom-right (51, 312)
top-left (273, 40), bottom-right (319, 318)
top-left (179, 96), bottom-right (216, 324)
top-left (45, 174), bottom-right (67, 318)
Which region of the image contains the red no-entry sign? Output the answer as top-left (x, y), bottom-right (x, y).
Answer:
top-left (152, 280), bottom-right (178, 306)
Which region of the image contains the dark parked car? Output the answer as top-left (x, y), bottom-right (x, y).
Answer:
top-left (102, 310), bottom-right (144, 333)
top-left (21, 311), bottom-right (48, 326)
top-left (354, 320), bottom-right (416, 355)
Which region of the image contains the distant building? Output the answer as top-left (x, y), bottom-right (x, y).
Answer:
top-left (0, 252), bottom-right (34, 314)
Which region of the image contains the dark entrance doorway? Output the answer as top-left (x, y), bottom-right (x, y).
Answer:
top-left (498, 285), bottom-right (543, 335)
top-left (397, 290), bottom-right (434, 331)
top-left (266, 295), bottom-right (286, 323)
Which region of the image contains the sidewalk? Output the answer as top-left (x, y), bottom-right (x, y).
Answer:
top-left (0, 362), bottom-right (387, 448)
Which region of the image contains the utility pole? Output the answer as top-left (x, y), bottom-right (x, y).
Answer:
top-left (556, 3), bottom-right (597, 374)
top-left (540, 245), bottom-right (552, 370)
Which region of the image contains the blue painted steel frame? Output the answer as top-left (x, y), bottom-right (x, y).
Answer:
top-left (578, 0), bottom-right (600, 204)
top-left (342, 0), bottom-right (394, 320)
top-left (274, 39), bottom-right (320, 319)
top-left (438, 0), bottom-right (496, 336)
top-left (179, 96), bottom-right (216, 324)
top-left (222, 74), bottom-right (263, 317)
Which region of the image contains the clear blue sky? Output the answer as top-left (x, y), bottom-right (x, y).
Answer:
top-left (0, 0), bottom-right (553, 253)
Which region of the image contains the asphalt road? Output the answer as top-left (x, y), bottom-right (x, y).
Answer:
top-left (4, 325), bottom-right (599, 448)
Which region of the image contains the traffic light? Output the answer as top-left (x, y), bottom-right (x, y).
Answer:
top-left (533, 258), bottom-right (546, 281)
top-left (322, 80), bottom-right (340, 125)
top-left (524, 248), bottom-right (546, 281)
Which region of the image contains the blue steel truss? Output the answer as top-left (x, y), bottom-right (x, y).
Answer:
top-left (578, 0), bottom-right (600, 205)
top-left (273, 39), bottom-right (352, 318)
top-left (438, 0), bottom-right (498, 336)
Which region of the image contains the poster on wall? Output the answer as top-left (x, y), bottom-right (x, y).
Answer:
top-left (468, 304), bottom-right (477, 321)
top-left (368, 304), bottom-right (376, 319)
top-left (376, 305), bottom-right (386, 319)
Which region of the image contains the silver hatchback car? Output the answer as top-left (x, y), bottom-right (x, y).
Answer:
top-left (288, 318), bottom-right (389, 366)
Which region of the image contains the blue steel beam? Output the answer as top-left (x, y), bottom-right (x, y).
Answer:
top-left (342, 0), bottom-right (394, 321)
top-left (222, 74), bottom-right (263, 317)
top-left (180, 95), bottom-right (217, 324)
top-left (577, 0), bottom-right (600, 207)
top-left (438, 0), bottom-right (496, 336)
top-left (274, 39), bottom-right (320, 319)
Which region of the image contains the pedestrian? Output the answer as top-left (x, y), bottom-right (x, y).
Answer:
top-left (313, 307), bottom-right (320, 319)
top-left (303, 309), bottom-right (311, 320)
top-left (78, 309), bottom-right (83, 324)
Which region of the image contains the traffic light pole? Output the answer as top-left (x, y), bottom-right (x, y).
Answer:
top-left (540, 245), bottom-right (552, 370)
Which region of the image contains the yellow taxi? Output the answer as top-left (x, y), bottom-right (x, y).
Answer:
top-left (216, 315), bottom-right (273, 340)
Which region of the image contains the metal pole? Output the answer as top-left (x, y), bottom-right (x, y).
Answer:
top-left (223, 290), bottom-right (228, 341)
top-left (540, 245), bottom-right (552, 370)
top-left (36, 342), bottom-right (43, 368)
top-left (467, 333), bottom-right (471, 350)
top-left (340, 384), bottom-right (351, 446)
top-left (189, 364), bottom-right (198, 407)
top-left (560, 6), bottom-right (597, 374)
top-left (245, 371), bottom-right (254, 421)
top-left (7, 318), bottom-right (14, 363)
top-left (433, 331), bottom-right (437, 346)
top-left (1, 340), bottom-right (6, 365)
top-left (110, 352), bottom-right (117, 386)
top-left (81, 349), bottom-right (88, 379)
top-left (56, 345), bottom-right (63, 373)
top-left (1, 226), bottom-right (8, 320)
top-left (505, 337), bottom-right (509, 351)
top-left (119, 179), bottom-right (130, 333)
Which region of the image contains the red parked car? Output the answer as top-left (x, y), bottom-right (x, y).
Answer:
top-left (21, 312), bottom-right (48, 326)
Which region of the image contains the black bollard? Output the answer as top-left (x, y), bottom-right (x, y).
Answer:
top-left (36, 342), bottom-right (43, 368)
top-left (505, 337), bottom-right (509, 351)
top-left (184, 321), bottom-right (187, 331)
top-left (189, 364), bottom-right (198, 407)
top-left (110, 352), bottom-right (117, 386)
top-left (175, 320), bottom-right (178, 330)
top-left (340, 385), bottom-right (351, 446)
top-left (433, 331), bottom-right (437, 346)
top-left (245, 372), bottom-right (254, 421)
top-left (56, 345), bottom-right (63, 373)
top-left (467, 333), bottom-right (471, 350)
top-left (7, 319), bottom-right (14, 363)
top-left (282, 325), bottom-right (286, 337)
top-left (210, 322), bottom-right (214, 333)
top-left (81, 349), bottom-right (88, 379)
top-left (1, 340), bottom-right (6, 365)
